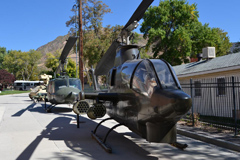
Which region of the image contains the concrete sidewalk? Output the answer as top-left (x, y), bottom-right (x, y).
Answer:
top-left (1, 93), bottom-right (240, 160)
top-left (177, 124), bottom-right (240, 152)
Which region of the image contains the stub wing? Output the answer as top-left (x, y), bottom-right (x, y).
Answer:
top-left (84, 92), bottom-right (119, 101)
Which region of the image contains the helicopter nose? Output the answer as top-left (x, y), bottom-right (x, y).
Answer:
top-left (65, 92), bottom-right (79, 102)
top-left (150, 88), bottom-right (192, 116)
top-left (172, 91), bottom-right (192, 115)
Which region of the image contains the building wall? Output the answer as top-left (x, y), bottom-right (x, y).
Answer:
top-left (179, 75), bottom-right (240, 118)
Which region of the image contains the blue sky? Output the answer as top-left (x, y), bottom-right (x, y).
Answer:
top-left (0, 0), bottom-right (239, 52)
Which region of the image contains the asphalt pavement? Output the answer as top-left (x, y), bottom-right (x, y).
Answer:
top-left (0, 93), bottom-right (240, 160)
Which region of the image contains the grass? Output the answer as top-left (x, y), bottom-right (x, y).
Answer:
top-left (0, 90), bottom-right (30, 96)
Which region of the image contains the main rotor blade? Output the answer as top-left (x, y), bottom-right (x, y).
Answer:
top-left (59, 36), bottom-right (78, 63)
top-left (94, 41), bottom-right (119, 76)
top-left (122, 0), bottom-right (154, 31)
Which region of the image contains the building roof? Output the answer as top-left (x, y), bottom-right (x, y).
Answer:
top-left (173, 52), bottom-right (240, 77)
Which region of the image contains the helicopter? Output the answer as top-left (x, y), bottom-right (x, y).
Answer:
top-left (72, 0), bottom-right (192, 153)
top-left (45, 36), bottom-right (82, 112)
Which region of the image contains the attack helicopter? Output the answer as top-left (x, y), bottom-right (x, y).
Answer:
top-left (72, 0), bottom-right (192, 153)
top-left (45, 36), bottom-right (82, 112)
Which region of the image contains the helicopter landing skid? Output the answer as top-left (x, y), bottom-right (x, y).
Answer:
top-left (44, 103), bottom-right (56, 112)
top-left (171, 142), bottom-right (188, 150)
top-left (91, 118), bottom-right (123, 153)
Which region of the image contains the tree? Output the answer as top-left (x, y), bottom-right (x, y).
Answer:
top-left (66, 58), bottom-right (77, 78)
top-left (0, 69), bottom-right (15, 88)
top-left (66, 0), bottom-right (121, 67)
top-left (45, 50), bottom-right (61, 75)
top-left (45, 50), bottom-right (76, 78)
top-left (66, 0), bottom-right (111, 35)
top-left (3, 50), bottom-right (41, 80)
top-left (83, 25), bottom-right (122, 66)
top-left (0, 47), bottom-right (8, 69)
top-left (212, 28), bottom-right (232, 56)
top-left (140, 0), bottom-right (231, 65)
top-left (191, 25), bottom-right (232, 57)
top-left (232, 42), bottom-right (240, 53)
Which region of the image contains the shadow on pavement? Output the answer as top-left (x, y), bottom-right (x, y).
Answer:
top-left (11, 102), bottom-right (73, 117)
top-left (16, 116), bottom-right (157, 160)
top-left (12, 103), bottom-right (37, 117)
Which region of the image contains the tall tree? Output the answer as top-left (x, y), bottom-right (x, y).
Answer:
top-left (140, 0), bottom-right (231, 65)
top-left (45, 50), bottom-right (61, 75)
top-left (45, 50), bottom-right (76, 78)
top-left (191, 24), bottom-right (232, 57)
top-left (212, 28), bottom-right (232, 56)
top-left (66, 0), bottom-right (111, 35)
top-left (0, 47), bottom-right (8, 69)
top-left (3, 50), bottom-right (41, 80)
top-left (66, 0), bottom-right (115, 67)
top-left (83, 25), bottom-right (122, 66)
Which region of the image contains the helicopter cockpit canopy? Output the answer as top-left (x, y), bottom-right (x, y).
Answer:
top-left (151, 59), bottom-right (181, 90)
top-left (128, 59), bottom-right (181, 97)
top-left (50, 78), bottom-right (82, 92)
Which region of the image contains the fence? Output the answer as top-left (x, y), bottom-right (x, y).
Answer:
top-left (180, 76), bottom-right (240, 136)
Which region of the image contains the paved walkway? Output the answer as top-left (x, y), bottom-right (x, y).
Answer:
top-left (1, 93), bottom-right (240, 160)
top-left (177, 123), bottom-right (240, 152)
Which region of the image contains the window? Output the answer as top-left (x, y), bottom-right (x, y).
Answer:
top-left (132, 60), bottom-right (158, 97)
top-left (55, 79), bottom-right (67, 90)
top-left (217, 78), bottom-right (226, 96)
top-left (16, 83), bottom-right (22, 86)
top-left (194, 81), bottom-right (201, 97)
top-left (69, 79), bottom-right (81, 90)
top-left (151, 60), bottom-right (178, 89)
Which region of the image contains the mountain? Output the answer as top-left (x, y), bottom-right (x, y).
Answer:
top-left (37, 34), bottom-right (70, 60)
top-left (36, 33), bottom-right (149, 68)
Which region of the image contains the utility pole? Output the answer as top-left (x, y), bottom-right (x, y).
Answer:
top-left (73, 3), bottom-right (78, 78)
top-left (78, 0), bottom-right (84, 89)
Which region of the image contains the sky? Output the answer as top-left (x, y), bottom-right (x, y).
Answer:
top-left (0, 0), bottom-right (240, 52)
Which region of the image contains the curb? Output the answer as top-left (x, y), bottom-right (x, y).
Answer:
top-left (177, 128), bottom-right (240, 152)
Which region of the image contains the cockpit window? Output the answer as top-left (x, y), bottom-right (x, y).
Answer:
top-left (55, 79), bottom-right (67, 90)
top-left (151, 60), bottom-right (178, 89)
top-left (132, 60), bottom-right (158, 97)
top-left (69, 79), bottom-right (81, 90)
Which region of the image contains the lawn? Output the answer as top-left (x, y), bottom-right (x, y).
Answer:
top-left (0, 90), bottom-right (30, 96)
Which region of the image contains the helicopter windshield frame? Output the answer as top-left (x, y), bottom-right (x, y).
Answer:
top-left (130, 59), bottom-right (181, 97)
top-left (53, 78), bottom-right (82, 91)
top-left (69, 78), bottom-right (82, 90)
top-left (150, 59), bottom-right (181, 90)
top-left (131, 60), bottom-right (159, 97)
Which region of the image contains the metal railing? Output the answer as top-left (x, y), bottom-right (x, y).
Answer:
top-left (180, 76), bottom-right (240, 136)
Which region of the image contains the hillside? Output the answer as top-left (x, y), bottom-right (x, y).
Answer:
top-left (36, 33), bottom-right (149, 68)
top-left (37, 34), bottom-right (70, 61)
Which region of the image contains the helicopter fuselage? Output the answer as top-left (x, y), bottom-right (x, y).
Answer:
top-left (47, 77), bottom-right (81, 105)
top-left (84, 55), bottom-right (191, 143)
top-left (106, 58), bottom-right (191, 143)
